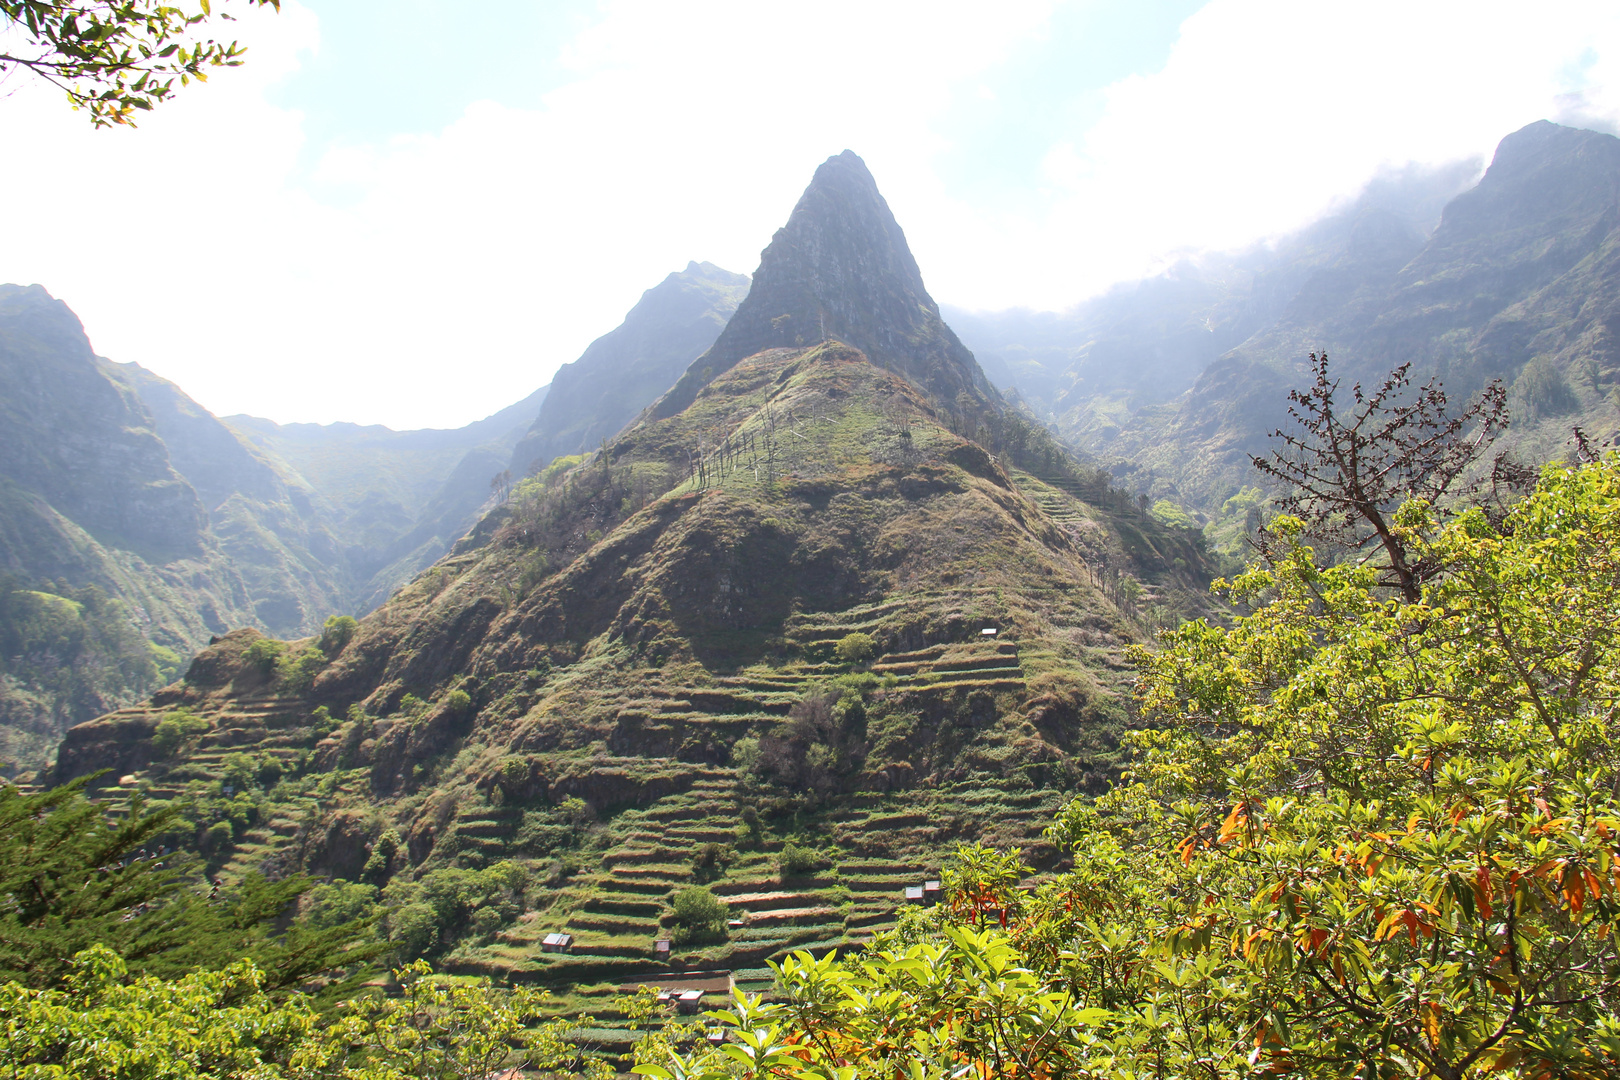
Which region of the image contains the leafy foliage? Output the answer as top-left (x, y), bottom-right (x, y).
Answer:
top-left (832, 632), bottom-right (876, 665)
top-left (0, 778), bottom-right (378, 994)
top-left (670, 886), bottom-right (729, 946)
top-left (0, 0), bottom-right (280, 126)
top-left (150, 706), bottom-right (209, 756)
top-left (0, 947), bottom-right (608, 1078)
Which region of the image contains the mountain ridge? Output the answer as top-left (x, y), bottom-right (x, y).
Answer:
top-left (50, 152), bottom-right (1215, 995)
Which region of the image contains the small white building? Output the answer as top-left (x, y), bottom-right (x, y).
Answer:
top-left (677, 989), bottom-right (706, 1015)
top-left (540, 932), bottom-right (573, 954)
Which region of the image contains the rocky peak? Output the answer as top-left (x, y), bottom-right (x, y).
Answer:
top-left (652, 150), bottom-right (998, 419)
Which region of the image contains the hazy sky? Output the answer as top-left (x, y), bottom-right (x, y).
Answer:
top-left (2, 0), bottom-right (1617, 429)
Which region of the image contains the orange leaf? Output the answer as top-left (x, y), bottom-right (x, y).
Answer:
top-left (1474, 866), bottom-right (1494, 921)
top-left (1422, 1001), bottom-right (1443, 1049)
top-left (1218, 803), bottom-right (1249, 845)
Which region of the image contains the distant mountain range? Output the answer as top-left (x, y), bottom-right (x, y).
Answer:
top-left (947, 121), bottom-right (1620, 518)
top-left (0, 263), bottom-right (748, 765)
top-left (7, 119), bottom-right (1620, 778)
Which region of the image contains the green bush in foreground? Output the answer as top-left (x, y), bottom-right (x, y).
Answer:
top-left (0, 948), bottom-right (610, 1079)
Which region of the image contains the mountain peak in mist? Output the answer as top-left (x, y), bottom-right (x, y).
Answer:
top-left (652, 150), bottom-right (997, 418)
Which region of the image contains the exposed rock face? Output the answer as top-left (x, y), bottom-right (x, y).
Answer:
top-left (510, 261), bottom-right (749, 475)
top-left (0, 285), bottom-right (207, 561)
top-left (654, 151), bottom-right (998, 419)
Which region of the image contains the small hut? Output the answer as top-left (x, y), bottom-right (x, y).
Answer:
top-left (654, 938), bottom-right (672, 957)
top-left (904, 885), bottom-right (925, 904)
top-left (676, 989), bottom-right (706, 1015)
top-left (540, 932), bottom-right (573, 954)
top-left (923, 880), bottom-right (942, 904)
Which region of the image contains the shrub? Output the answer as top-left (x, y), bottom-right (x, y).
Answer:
top-left (691, 842), bottom-right (733, 882)
top-left (241, 637), bottom-right (284, 678)
top-left (275, 646), bottom-right (326, 694)
top-left (318, 614), bottom-right (358, 658)
top-left (833, 631), bottom-right (877, 665)
top-left (309, 705), bottom-right (337, 741)
top-left (150, 709), bottom-right (208, 756)
top-left (670, 886), bottom-right (728, 944)
top-left (778, 842), bottom-right (824, 879)
top-left (200, 820), bottom-right (233, 854)
top-left (385, 901), bottom-right (439, 961)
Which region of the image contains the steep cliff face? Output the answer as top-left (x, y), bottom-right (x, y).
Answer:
top-left (0, 285), bottom-right (208, 562)
top-left (509, 261), bottom-right (748, 475)
top-left (104, 361), bottom-right (350, 636)
top-left (0, 287), bottom-right (271, 767)
top-left (1114, 121), bottom-right (1620, 509)
top-left (654, 152), bottom-right (998, 420)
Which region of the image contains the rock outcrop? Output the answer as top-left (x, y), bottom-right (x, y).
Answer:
top-left (653, 151), bottom-right (998, 420)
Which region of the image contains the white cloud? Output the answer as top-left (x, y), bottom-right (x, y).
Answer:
top-left (0, 0), bottom-right (1616, 427)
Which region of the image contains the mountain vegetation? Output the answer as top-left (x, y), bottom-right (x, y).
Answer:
top-left (37, 152), bottom-right (1216, 1065)
top-left (8, 120), bottom-right (1620, 1076)
top-left (648, 419), bottom-right (1620, 1080)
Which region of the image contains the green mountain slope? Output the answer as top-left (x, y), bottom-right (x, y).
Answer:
top-left (55, 153), bottom-right (1215, 1003)
top-left (0, 261), bottom-right (748, 769)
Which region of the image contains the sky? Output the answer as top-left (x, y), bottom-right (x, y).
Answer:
top-left (2, 0), bottom-right (1618, 430)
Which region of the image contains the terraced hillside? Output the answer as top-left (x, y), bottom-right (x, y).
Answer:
top-left (53, 153), bottom-right (1217, 1061)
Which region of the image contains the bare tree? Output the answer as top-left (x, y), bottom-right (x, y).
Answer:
top-left (1252, 352), bottom-right (1506, 602)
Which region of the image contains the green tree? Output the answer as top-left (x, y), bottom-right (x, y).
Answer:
top-left (0, 778), bottom-right (378, 994)
top-left (318, 614), bottom-right (359, 658)
top-left (322, 959), bottom-right (608, 1080)
top-left (670, 886), bottom-right (728, 946)
top-left (0, 947), bottom-right (611, 1079)
top-left (0, 0), bottom-right (279, 127)
top-left (832, 632), bottom-right (876, 665)
top-left (0, 944), bottom-right (321, 1078)
top-left (150, 706), bottom-right (209, 756)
